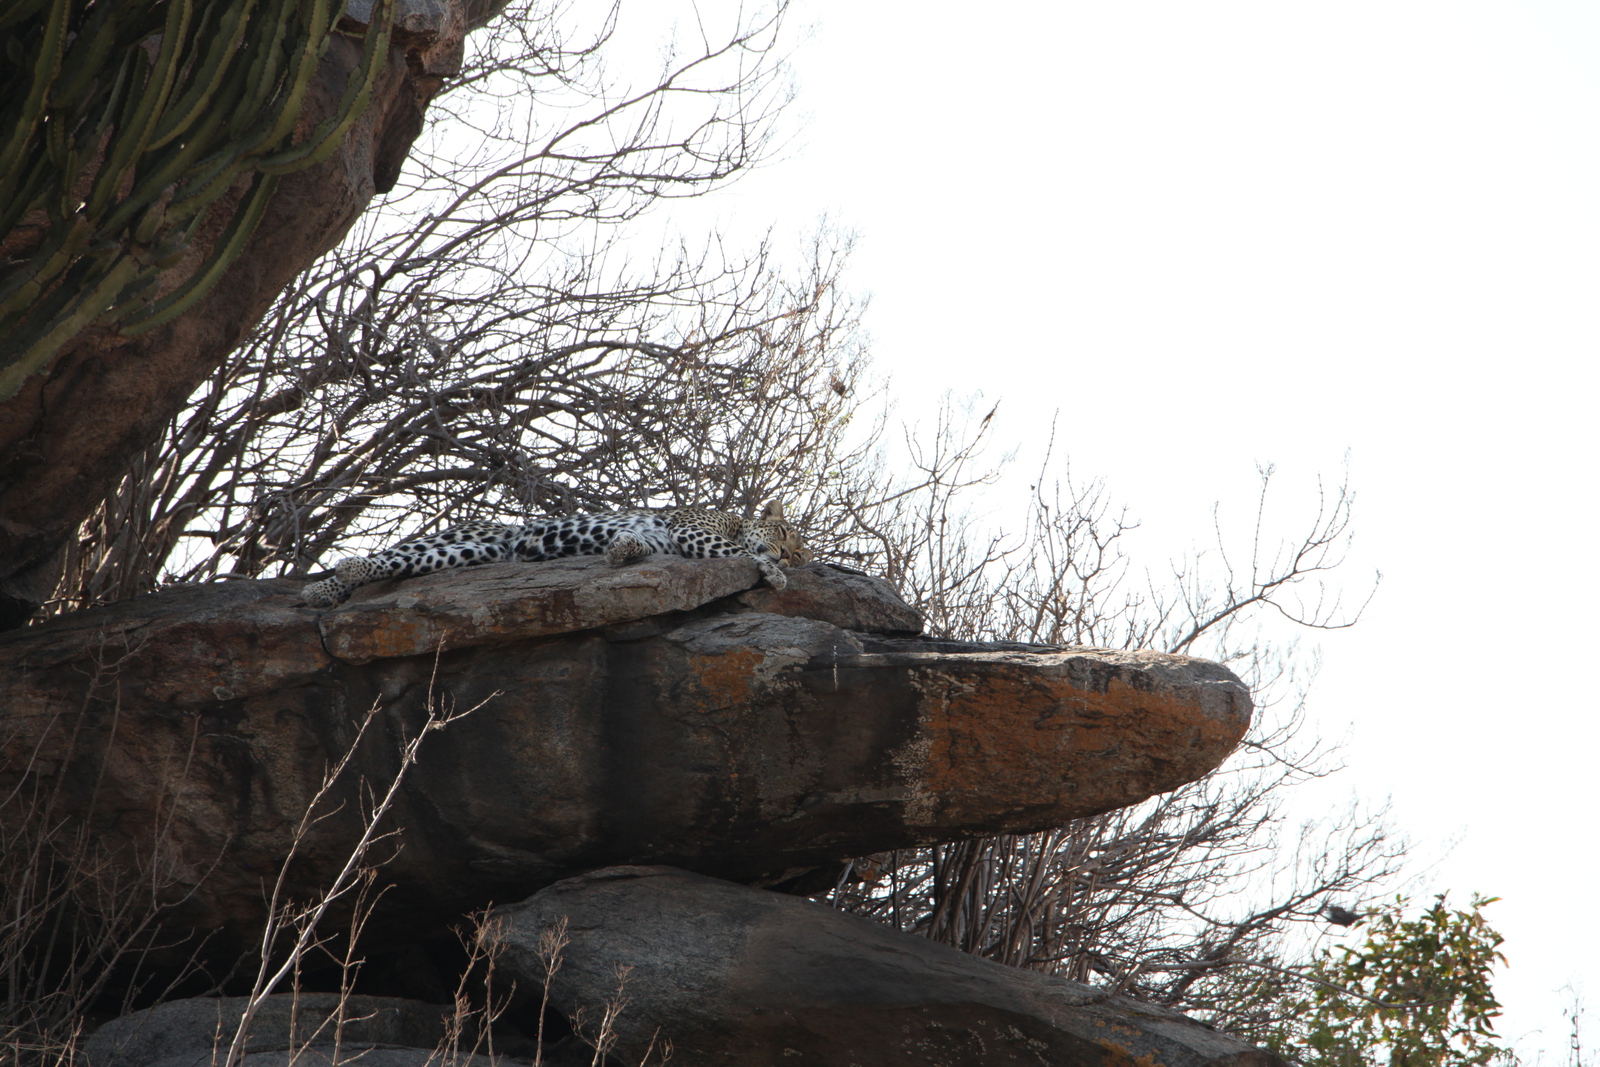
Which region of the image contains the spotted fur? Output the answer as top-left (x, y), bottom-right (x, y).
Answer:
top-left (300, 500), bottom-right (811, 608)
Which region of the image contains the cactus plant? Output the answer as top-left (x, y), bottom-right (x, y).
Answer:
top-left (0, 0), bottom-right (394, 401)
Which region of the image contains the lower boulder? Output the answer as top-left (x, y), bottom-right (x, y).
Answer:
top-left (81, 992), bottom-right (603, 1067)
top-left (84, 994), bottom-right (462, 1067)
top-left (487, 866), bottom-right (1287, 1067)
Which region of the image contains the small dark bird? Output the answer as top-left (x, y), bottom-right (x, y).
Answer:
top-left (1323, 903), bottom-right (1362, 927)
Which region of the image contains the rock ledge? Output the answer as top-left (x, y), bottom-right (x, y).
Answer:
top-left (0, 556), bottom-right (1249, 957)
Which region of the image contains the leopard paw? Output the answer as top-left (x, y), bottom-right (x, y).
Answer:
top-left (757, 560), bottom-right (788, 591)
top-left (301, 577), bottom-right (350, 608)
top-left (605, 534), bottom-right (652, 566)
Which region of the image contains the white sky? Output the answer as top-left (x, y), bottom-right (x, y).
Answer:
top-left (600, 0), bottom-right (1600, 1055)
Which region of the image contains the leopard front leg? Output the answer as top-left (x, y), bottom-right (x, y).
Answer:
top-left (751, 553), bottom-right (788, 590)
top-left (681, 531), bottom-right (790, 590)
top-left (728, 531), bottom-right (794, 590)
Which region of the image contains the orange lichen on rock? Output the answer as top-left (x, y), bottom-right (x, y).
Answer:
top-left (878, 650), bottom-right (1251, 831)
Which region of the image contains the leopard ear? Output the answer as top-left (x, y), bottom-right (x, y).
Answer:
top-left (760, 498), bottom-right (787, 521)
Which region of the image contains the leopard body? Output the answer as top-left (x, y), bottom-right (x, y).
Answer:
top-left (300, 500), bottom-right (810, 608)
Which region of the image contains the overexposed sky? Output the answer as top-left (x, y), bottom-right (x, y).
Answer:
top-left (607, 0), bottom-right (1600, 1055)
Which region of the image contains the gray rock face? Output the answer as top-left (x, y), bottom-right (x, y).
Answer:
top-left (316, 558), bottom-right (922, 664)
top-left (0, 558), bottom-right (1250, 962)
top-left (84, 994), bottom-right (459, 1067)
top-left (490, 866), bottom-right (1288, 1067)
top-left (731, 561), bottom-right (925, 634)
top-left (83, 992), bottom-right (603, 1067)
top-left (318, 553), bottom-right (766, 664)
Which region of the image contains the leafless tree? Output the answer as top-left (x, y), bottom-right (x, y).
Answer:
top-left (45, 0), bottom-right (831, 612)
top-left (29, 0), bottom-right (1401, 1044)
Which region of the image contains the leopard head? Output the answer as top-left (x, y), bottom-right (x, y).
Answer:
top-left (754, 498), bottom-right (813, 565)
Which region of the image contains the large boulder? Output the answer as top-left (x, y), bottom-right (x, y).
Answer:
top-left (0, 558), bottom-right (1250, 961)
top-left (489, 865), bottom-right (1287, 1067)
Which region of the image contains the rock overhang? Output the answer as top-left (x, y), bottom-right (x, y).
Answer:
top-left (0, 554), bottom-right (1252, 948)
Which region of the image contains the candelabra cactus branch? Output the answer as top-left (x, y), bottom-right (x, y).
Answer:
top-left (0, 0), bottom-right (395, 401)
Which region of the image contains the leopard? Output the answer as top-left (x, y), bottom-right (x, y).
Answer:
top-left (299, 499), bottom-right (812, 608)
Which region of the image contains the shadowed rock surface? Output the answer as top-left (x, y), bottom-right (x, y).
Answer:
top-left (314, 551), bottom-right (924, 664)
top-left (81, 992), bottom-right (605, 1067)
top-left (0, 557), bottom-right (1250, 961)
top-left (491, 866), bottom-right (1289, 1067)
top-left (84, 995), bottom-right (453, 1067)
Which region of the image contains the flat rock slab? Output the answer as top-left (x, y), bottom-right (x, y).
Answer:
top-left (320, 557), bottom-right (924, 664)
top-left (0, 558), bottom-right (1249, 965)
top-left (318, 555), bottom-right (762, 664)
top-left (491, 866), bottom-right (1287, 1067)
